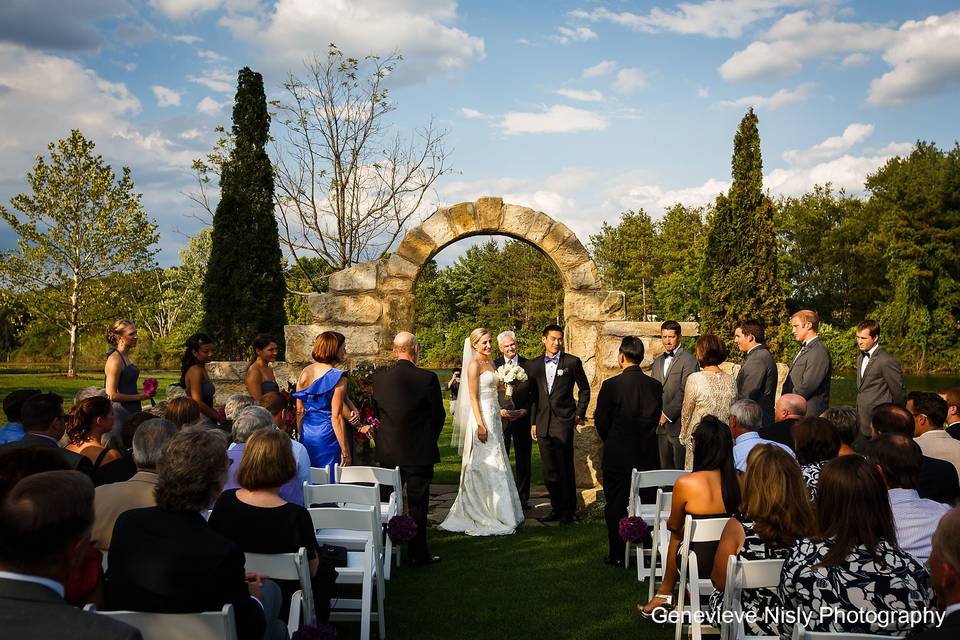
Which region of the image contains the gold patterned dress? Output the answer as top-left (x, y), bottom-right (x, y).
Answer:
top-left (679, 370), bottom-right (737, 470)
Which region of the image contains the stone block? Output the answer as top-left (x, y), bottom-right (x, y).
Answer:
top-left (500, 204), bottom-right (536, 238)
top-left (565, 261), bottom-right (601, 290)
top-left (416, 212), bottom-right (458, 248)
top-left (602, 321), bottom-right (664, 337)
top-left (383, 253), bottom-right (420, 280)
top-left (285, 324), bottom-right (382, 362)
top-left (444, 202), bottom-right (478, 236)
top-left (564, 290), bottom-right (625, 322)
top-left (394, 227), bottom-right (437, 266)
top-left (574, 424), bottom-right (603, 488)
top-left (539, 221), bottom-right (576, 256)
top-left (206, 361), bottom-right (249, 381)
top-left (520, 211), bottom-right (556, 245)
top-left (475, 196), bottom-right (504, 230)
top-left (329, 261), bottom-right (379, 293)
top-left (382, 295), bottom-right (416, 336)
top-left (308, 293), bottom-right (383, 324)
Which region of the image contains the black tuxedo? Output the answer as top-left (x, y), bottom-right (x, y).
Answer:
top-left (856, 345), bottom-right (906, 436)
top-left (908, 610), bottom-right (960, 640)
top-left (1, 432), bottom-right (95, 477)
top-left (594, 365), bottom-right (662, 561)
top-left (525, 352), bottom-right (590, 517)
top-left (371, 360), bottom-right (445, 562)
top-left (758, 418), bottom-right (798, 451)
top-left (105, 507), bottom-right (266, 640)
top-left (494, 355), bottom-right (532, 505)
top-left (920, 455), bottom-right (960, 505)
top-left (946, 421), bottom-right (960, 441)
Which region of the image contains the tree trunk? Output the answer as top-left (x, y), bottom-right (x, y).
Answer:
top-left (68, 278), bottom-right (79, 378)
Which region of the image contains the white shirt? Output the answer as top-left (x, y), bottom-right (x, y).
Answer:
top-left (545, 354), bottom-right (559, 393)
top-left (0, 571), bottom-right (65, 597)
top-left (505, 357), bottom-right (518, 367)
top-left (860, 343), bottom-right (879, 377)
top-left (662, 349), bottom-right (676, 377)
top-left (793, 335), bottom-right (819, 363)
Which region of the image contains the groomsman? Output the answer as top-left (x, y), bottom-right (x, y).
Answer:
top-left (939, 387), bottom-right (960, 440)
top-left (594, 336), bottom-right (662, 566)
top-left (855, 319), bottom-right (906, 437)
top-left (734, 319), bottom-right (778, 430)
top-left (527, 324), bottom-right (590, 525)
top-left (494, 330), bottom-right (532, 509)
top-left (782, 310), bottom-right (832, 416)
top-left (651, 320), bottom-right (698, 470)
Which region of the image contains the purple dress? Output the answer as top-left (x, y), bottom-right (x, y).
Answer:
top-left (292, 369), bottom-right (344, 474)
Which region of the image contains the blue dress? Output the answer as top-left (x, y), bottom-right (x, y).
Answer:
top-left (293, 369), bottom-right (344, 473)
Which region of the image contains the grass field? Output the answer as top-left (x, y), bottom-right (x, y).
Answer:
top-left (0, 371), bottom-right (182, 409)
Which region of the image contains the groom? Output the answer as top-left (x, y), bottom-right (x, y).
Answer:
top-left (526, 324), bottom-right (590, 524)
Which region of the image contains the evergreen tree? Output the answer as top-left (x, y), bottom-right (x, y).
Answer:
top-left (701, 108), bottom-right (785, 355)
top-left (202, 67), bottom-right (287, 360)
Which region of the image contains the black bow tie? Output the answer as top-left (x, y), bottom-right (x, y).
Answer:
top-left (861, 350), bottom-right (871, 357)
top-left (664, 351), bottom-right (675, 358)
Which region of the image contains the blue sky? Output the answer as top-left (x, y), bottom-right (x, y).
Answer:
top-left (1, 0), bottom-right (959, 266)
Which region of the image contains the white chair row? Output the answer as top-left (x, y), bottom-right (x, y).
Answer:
top-left (626, 468), bottom-right (688, 579)
top-left (84, 604), bottom-right (238, 640)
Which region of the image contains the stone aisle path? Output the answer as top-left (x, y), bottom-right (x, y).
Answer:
top-left (426, 483), bottom-right (556, 527)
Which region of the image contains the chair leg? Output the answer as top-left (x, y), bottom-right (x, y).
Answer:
top-left (361, 564), bottom-right (372, 640)
top-left (624, 541), bottom-right (631, 569)
top-left (384, 536), bottom-right (392, 581)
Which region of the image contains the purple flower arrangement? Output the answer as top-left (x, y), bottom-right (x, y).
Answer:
top-left (292, 624), bottom-right (338, 640)
top-left (387, 514), bottom-right (418, 544)
top-left (618, 516), bottom-right (651, 544)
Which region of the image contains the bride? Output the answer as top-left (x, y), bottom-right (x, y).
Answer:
top-left (439, 328), bottom-right (524, 536)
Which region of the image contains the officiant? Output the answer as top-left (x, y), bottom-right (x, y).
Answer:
top-left (495, 331), bottom-right (532, 510)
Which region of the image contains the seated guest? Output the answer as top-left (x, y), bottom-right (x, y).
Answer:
top-left (210, 429), bottom-right (336, 623)
top-left (729, 399), bottom-right (795, 472)
top-left (260, 391), bottom-right (291, 434)
top-left (0, 471), bottom-right (140, 640)
top-left (758, 393), bottom-right (805, 450)
top-left (940, 387), bottom-right (960, 440)
top-left (163, 396), bottom-right (201, 429)
top-left (912, 507), bottom-right (960, 639)
top-left (74, 386), bottom-right (108, 405)
top-left (225, 394), bottom-right (257, 422)
top-left (872, 402), bottom-right (960, 505)
top-left (92, 419), bottom-right (178, 550)
top-left (913, 392), bottom-right (960, 480)
top-left (778, 455), bottom-right (932, 639)
top-left (223, 406), bottom-right (310, 506)
top-left (820, 406), bottom-right (859, 456)
top-left (868, 433), bottom-right (950, 564)
top-left (65, 396), bottom-right (136, 485)
top-left (793, 417), bottom-right (841, 500)
top-left (0, 388), bottom-right (40, 444)
top-left (709, 445), bottom-right (814, 637)
top-left (639, 416), bottom-right (740, 615)
top-left (120, 411), bottom-right (154, 450)
top-left (1, 393), bottom-right (94, 476)
top-left (106, 429), bottom-right (288, 640)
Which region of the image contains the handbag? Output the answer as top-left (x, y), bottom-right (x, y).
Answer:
top-left (319, 544), bottom-right (348, 568)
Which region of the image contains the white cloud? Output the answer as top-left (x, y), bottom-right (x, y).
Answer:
top-left (605, 175), bottom-right (729, 217)
top-left (500, 105), bottom-right (609, 135)
top-left (219, 0), bottom-right (485, 85)
top-left (150, 0), bottom-right (223, 20)
top-left (187, 68), bottom-right (234, 94)
top-left (765, 153), bottom-right (894, 196)
top-left (782, 123), bottom-right (874, 166)
top-left (864, 141), bottom-right (914, 156)
top-left (555, 88), bottom-right (604, 102)
top-left (697, 85), bottom-right (710, 98)
top-left (170, 34), bottom-right (203, 44)
top-left (198, 49), bottom-right (228, 62)
top-left (868, 11), bottom-right (960, 106)
top-left (613, 68), bottom-right (648, 93)
top-left (179, 128), bottom-right (203, 140)
top-left (460, 107), bottom-right (490, 119)
top-left (570, 1), bottom-right (808, 39)
top-left (582, 60), bottom-right (617, 78)
top-left (151, 85), bottom-right (182, 107)
top-left (196, 96), bottom-right (227, 114)
top-left (552, 26), bottom-right (598, 44)
top-left (124, 62), bottom-right (137, 72)
top-left (841, 52), bottom-right (868, 67)
top-left (720, 82), bottom-right (816, 110)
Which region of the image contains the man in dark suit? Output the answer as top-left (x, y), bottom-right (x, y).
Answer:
top-left (526, 324), bottom-right (590, 525)
top-left (0, 392), bottom-right (94, 477)
top-left (372, 332), bottom-right (446, 566)
top-left (650, 320), bottom-right (698, 470)
top-left (0, 470), bottom-right (141, 640)
top-left (939, 387), bottom-right (960, 440)
top-left (782, 309), bottom-right (832, 416)
top-left (594, 336), bottom-right (662, 566)
top-left (855, 319), bottom-right (907, 437)
top-left (494, 330), bottom-right (532, 509)
top-left (871, 403), bottom-right (960, 505)
top-left (912, 507), bottom-right (960, 639)
top-left (758, 393), bottom-right (805, 450)
top-left (734, 318), bottom-right (778, 429)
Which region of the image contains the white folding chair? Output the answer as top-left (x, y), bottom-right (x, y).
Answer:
top-left (791, 626), bottom-right (904, 639)
top-left (310, 506), bottom-right (385, 640)
top-left (244, 547), bottom-right (314, 635)
top-left (675, 514), bottom-right (729, 640)
top-left (304, 482), bottom-right (397, 580)
top-left (629, 469), bottom-right (688, 576)
top-left (84, 604), bottom-right (237, 640)
top-left (647, 489), bottom-right (673, 594)
top-left (337, 465), bottom-right (402, 569)
top-left (309, 466), bottom-right (331, 485)
top-left (720, 556), bottom-right (784, 640)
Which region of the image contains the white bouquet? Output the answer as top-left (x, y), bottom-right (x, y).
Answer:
top-left (496, 362), bottom-right (528, 399)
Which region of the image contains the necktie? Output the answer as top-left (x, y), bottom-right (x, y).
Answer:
top-left (545, 355), bottom-right (559, 365)
top-left (861, 351), bottom-right (871, 358)
top-left (664, 350), bottom-right (675, 359)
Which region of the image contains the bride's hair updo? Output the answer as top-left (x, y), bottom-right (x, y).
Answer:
top-left (470, 328), bottom-right (490, 350)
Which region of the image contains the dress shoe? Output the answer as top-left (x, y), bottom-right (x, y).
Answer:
top-left (520, 502), bottom-right (531, 511)
top-left (540, 511), bottom-right (561, 522)
top-left (409, 555), bottom-right (441, 568)
top-left (559, 515), bottom-right (574, 525)
top-left (605, 557), bottom-right (624, 568)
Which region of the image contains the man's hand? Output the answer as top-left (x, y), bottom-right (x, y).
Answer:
top-left (245, 573), bottom-right (264, 600)
top-left (530, 424), bottom-right (537, 441)
top-left (500, 408), bottom-right (515, 422)
top-left (576, 415), bottom-right (586, 426)
top-left (659, 414), bottom-right (669, 427)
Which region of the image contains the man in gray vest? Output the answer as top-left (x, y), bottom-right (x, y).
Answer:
top-left (782, 309), bottom-right (832, 416)
top-left (734, 318), bottom-right (778, 430)
top-left (855, 319), bottom-right (906, 437)
top-left (651, 320), bottom-right (699, 470)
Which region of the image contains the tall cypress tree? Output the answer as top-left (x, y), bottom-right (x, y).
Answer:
top-left (700, 108), bottom-right (785, 355)
top-left (202, 67), bottom-right (287, 360)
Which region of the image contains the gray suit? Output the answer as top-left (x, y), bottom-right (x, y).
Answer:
top-left (0, 577), bottom-right (141, 640)
top-left (782, 337), bottom-right (832, 417)
top-left (736, 344), bottom-right (778, 429)
top-left (856, 346), bottom-right (906, 436)
top-left (651, 347), bottom-right (699, 469)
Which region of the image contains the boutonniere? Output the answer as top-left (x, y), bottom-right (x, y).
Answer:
top-left (556, 368), bottom-right (565, 377)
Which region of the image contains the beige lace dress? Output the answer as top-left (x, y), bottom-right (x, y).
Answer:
top-left (679, 370), bottom-right (737, 470)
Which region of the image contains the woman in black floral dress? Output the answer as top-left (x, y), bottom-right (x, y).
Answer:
top-left (708, 444), bottom-right (814, 636)
top-left (793, 417), bottom-right (841, 500)
top-left (777, 455), bottom-right (932, 639)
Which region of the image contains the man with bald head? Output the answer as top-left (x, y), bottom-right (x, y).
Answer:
top-left (759, 393), bottom-right (805, 450)
top-left (371, 332), bottom-right (445, 567)
top-left (912, 507), bottom-right (960, 639)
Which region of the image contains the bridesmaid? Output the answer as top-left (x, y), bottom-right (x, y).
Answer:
top-left (104, 320), bottom-right (150, 433)
top-left (180, 333), bottom-right (220, 425)
top-left (293, 332), bottom-right (350, 473)
top-left (245, 334), bottom-right (280, 400)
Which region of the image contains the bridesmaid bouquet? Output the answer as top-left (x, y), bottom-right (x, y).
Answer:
top-left (387, 514), bottom-right (418, 544)
top-left (142, 378), bottom-right (158, 406)
top-left (496, 362), bottom-right (528, 399)
top-left (618, 516), bottom-right (651, 544)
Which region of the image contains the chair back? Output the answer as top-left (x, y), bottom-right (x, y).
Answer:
top-left (84, 604), bottom-right (237, 640)
top-left (303, 482), bottom-right (380, 511)
top-left (337, 465), bottom-right (402, 511)
top-left (244, 547), bottom-right (315, 627)
top-left (309, 505), bottom-right (383, 561)
top-left (675, 514), bottom-right (730, 640)
top-left (646, 488), bottom-right (673, 598)
top-left (637, 469), bottom-right (688, 488)
top-left (720, 556), bottom-right (784, 640)
top-left (309, 467), bottom-right (330, 484)
top-left (791, 626), bottom-right (904, 640)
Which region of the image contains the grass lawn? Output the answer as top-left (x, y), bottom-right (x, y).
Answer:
top-left (0, 371), bottom-right (181, 408)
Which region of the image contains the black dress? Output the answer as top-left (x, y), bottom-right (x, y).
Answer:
top-left (208, 489), bottom-right (336, 622)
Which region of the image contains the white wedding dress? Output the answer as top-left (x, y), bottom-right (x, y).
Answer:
top-left (439, 370), bottom-right (524, 536)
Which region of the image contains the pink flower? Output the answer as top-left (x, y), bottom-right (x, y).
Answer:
top-left (143, 378), bottom-right (158, 396)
